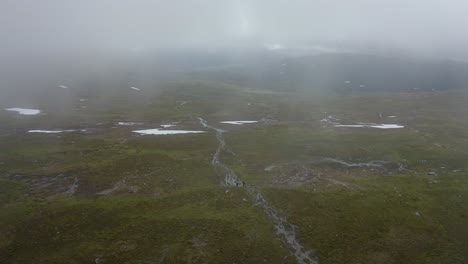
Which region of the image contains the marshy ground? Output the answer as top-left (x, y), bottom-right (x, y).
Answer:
top-left (1, 80), bottom-right (468, 263)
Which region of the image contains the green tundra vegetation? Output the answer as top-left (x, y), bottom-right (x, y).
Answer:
top-left (1, 78), bottom-right (467, 264)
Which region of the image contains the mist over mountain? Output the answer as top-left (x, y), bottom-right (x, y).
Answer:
top-left (2, 48), bottom-right (468, 108)
top-left (2, 0), bottom-right (468, 57)
top-left (2, 0), bottom-right (468, 102)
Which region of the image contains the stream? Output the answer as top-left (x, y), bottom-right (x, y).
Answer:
top-left (198, 118), bottom-right (241, 186)
top-left (198, 117), bottom-right (318, 264)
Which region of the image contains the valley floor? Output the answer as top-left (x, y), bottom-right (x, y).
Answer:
top-left (1, 82), bottom-right (467, 263)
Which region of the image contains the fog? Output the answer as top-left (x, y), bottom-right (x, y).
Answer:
top-left (2, 0), bottom-right (468, 106)
top-left (1, 0), bottom-right (468, 57)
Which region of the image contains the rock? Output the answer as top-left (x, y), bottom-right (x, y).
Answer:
top-left (427, 172), bottom-right (437, 176)
top-left (118, 241), bottom-right (137, 252)
top-left (127, 186), bottom-right (140, 193)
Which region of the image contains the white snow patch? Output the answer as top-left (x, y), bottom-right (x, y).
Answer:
top-left (161, 124), bottom-right (176, 128)
top-left (264, 165), bottom-right (277, 172)
top-left (130, 86), bottom-right (141, 91)
top-left (5, 108), bottom-right (41, 115)
top-left (117, 122), bottom-right (143, 126)
top-left (370, 124), bottom-right (404, 129)
top-left (387, 116), bottom-right (397, 118)
top-left (220, 121), bottom-right (258, 125)
top-left (133, 129), bottom-right (205, 135)
top-left (334, 125), bottom-right (367, 128)
top-left (320, 115), bottom-right (341, 126)
top-left (59, 85), bottom-right (69, 89)
top-left (334, 124), bottom-right (404, 129)
top-left (344, 81), bottom-right (351, 84)
top-left (28, 130), bottom-right (77, 134)
top-left (79, 98), bottom-right (87, 102)
top-left (324, 115), bottom-right (404, 129)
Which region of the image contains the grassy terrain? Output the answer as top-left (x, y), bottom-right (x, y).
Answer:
top-left (1, 77), bottom-right (467, 263)
top-left (1, 189), bottom-right (293, 263)
top-left (263, 174), bottom-right (468, 264)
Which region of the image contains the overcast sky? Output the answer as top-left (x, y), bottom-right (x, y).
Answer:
top-left (1, 0), bottom-right (467, 57)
